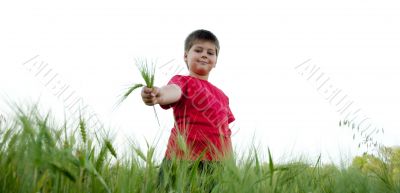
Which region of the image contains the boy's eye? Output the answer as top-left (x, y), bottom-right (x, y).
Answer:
top-left (208, 52), bottom-right (215, 55)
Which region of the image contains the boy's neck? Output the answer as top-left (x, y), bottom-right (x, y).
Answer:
top-left (189, 72), bottom-right (209, 81)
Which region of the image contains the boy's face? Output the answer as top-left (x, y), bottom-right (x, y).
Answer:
top-left (184, 40), bottom-right (217, 78)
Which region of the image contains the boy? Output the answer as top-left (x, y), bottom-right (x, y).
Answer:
top-left (141, 29), bottom-right (235, 162)
top-left (142, 29), bottom-right (235, 191)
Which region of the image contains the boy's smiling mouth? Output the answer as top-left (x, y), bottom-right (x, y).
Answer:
top-left (198, 60), bottom-right (208, 65)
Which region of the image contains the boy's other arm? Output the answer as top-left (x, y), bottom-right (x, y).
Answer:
top-left (141, 84), bottom-right (182, 106)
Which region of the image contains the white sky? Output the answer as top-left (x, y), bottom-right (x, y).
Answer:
top-left (1, 0), bottom-right (399, 164)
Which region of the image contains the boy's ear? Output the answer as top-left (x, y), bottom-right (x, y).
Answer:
top-left (184, 52), bottom-right (187, 63)
top-left (184, 52), bottom-right (189, 69)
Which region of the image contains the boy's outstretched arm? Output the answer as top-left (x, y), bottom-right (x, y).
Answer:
top-left (141, 84), bottom-right (182, 106)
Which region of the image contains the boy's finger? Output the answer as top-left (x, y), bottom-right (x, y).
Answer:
top-left (151, 87), bottom-right (159, 97)
top-left (143, 100), bottom-right (152, 105)
top-left (143, 87), bottom-right (152, 94)
top-left (143, 98), bottom-right (156, 106)
top-left (141, 90), bottom-right (151, 98)
top-left (143, 93), bottom-right (155, 99)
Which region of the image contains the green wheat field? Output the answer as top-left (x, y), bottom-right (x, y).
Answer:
top-left (0, 105), bottom-right (399, 193)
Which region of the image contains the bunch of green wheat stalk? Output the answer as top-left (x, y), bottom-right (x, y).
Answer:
top-left (117, 58), bottom-right (160, 126)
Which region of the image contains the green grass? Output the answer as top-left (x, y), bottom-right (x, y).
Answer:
top-left (0, 106), bottom-right (399, 193)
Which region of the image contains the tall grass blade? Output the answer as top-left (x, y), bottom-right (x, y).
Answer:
top-left (268, 147), bottom-right (275, 187)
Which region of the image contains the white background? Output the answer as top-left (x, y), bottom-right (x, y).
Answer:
top-left (1, 0), bottom-right (399, 164)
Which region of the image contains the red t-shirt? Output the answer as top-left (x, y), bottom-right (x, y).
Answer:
top-left (160, 75), bottom-right (235, 160)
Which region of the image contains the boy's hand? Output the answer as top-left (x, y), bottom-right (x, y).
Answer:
top-left (141, 86), bottom-right (160, 106)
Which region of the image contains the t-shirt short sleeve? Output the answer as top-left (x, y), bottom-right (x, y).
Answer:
top-left (159, 75), bottom-right (187, 110)
top-left (227, 101), bottom-right (235, 123)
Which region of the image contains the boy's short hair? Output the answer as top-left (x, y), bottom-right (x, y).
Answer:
top-left (184, 29), bottom-right (220, 56)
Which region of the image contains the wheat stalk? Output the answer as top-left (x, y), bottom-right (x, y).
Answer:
top-left (115, 58), bottom-right (161, 127)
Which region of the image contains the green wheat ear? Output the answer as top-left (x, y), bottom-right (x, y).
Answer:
top-left (136, 58), bottom-right (156, 88)
top-left (104, 139), bottom-right (117, 158)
